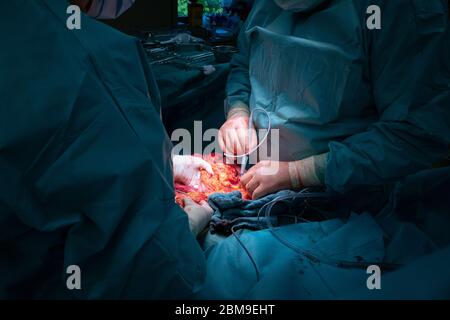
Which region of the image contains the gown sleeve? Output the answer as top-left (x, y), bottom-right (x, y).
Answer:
top-left (325, 0), bottom-right (450, 193)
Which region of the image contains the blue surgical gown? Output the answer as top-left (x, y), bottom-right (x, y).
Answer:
top-left (0, 0), bottom-right (205, 299)
top-left (226, 0), bottom-right (450, 193)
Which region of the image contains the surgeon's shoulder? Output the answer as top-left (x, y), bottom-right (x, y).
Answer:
top-left (242, 0), bottom-right (281, 30)
top-left (373, 0), bottom-right (448, 25)
top-left (410, 0), bottom-right (449, 34)
top-left (363, 0), bottom-right (448, 37)
top-left (409, 0), bottom-right (449, 15)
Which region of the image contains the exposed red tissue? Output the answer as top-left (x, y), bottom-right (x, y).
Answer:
top-left (175, 153), bottom-right (251, 207)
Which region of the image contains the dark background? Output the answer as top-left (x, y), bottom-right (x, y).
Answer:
top-left (106, 0), bottom-right (178, 32)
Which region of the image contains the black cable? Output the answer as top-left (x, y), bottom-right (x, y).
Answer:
top-left (231, 225), bottom-right (261, 282)
top-left (229, 189), bottom-right (402, 285)
top-left (262, 193), bottom-right (403, 271)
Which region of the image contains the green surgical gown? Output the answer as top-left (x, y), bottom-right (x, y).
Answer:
top-left (0, 0), bottom-right (205, 299)
top-left (226, 0), bottom-right (450, 193)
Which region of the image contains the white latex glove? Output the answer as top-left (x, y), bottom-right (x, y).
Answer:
top-left (241, 161), bottom-right (293, 199)
top-left (183, 198), bottom-right (213, 236)
top-left (173, 155), bottom-right (213, 189)
top-left (218, 111), bottom-right (258, 156)
top-left (241, 155), bottom-right (328, 199)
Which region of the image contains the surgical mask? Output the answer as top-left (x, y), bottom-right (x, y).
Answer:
top-left (273, 0), bottom-right (327, 12)
top-left (87, 0), bottom-right (136, 19)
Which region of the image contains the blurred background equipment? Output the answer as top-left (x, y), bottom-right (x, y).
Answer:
top-left (106, 0), bottom-right (178, 32)
top-left (188, 0), bottom-right (205, 27)
top-left (212, 45), bottom-right (238, 63)
top-left (102, 0), bottom-right (254, 150)
top-left (106, 0), bottom-right (253, 42)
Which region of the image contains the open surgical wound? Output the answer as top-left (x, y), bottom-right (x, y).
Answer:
top-left (175, 154), bottom-right (251, 207)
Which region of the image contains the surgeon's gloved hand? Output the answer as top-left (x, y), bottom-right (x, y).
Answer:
top-left (241, 161), bottom-right (294, 199)
top-left (183, 198), bottom-right (213, 236)
top-left (173, 155), bottom-right (213, 190)
top-left (219, 108), bottom-right (258, 157)
top-left (241, 154), bottom-right (329, 199)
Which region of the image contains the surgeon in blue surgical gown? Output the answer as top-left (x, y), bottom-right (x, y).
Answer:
top-left (219, 0), bottom-right (450, 199)
top-left (202, 0), bottom-right (450, 299)
top-left (0, 0), bottom-right (213, 299)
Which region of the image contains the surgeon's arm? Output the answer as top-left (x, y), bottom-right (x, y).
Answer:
top-left (219, 18), bottom-right (260, 156)
top-left (183, 198), bottom-right (213, 236)
top-left (289, 153), bottom-right (329, 188)
top-left (225, 19), bottom-right (252, 116)
top-left (325, 0), bottom-right (450, 193)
